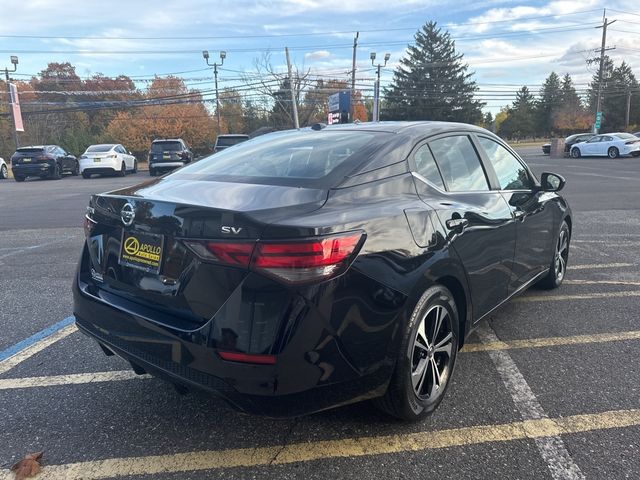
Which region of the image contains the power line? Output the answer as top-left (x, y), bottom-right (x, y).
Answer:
top-left (0, 9), bottom-right (604, 41)
top-left (0, 25), bottom-right (601, 56)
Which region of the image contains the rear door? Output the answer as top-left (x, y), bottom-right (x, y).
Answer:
top-left (476, 135), bottom-right (556, 292)
top-left (411, 133), bottom-right (516, 320)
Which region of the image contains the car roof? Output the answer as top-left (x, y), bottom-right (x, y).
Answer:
top-left (217, 134), bottom-right (249, 138)
top-left (152, 138), bottom-right (183, 142)
top-left (88, 143), bottom-right (116, 148)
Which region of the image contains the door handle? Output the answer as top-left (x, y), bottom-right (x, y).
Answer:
top-left (446, 218), bottom-right (469, 230)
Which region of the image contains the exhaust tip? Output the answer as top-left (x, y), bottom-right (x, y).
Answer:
top-left (129, 362), bottom-right (147, 376)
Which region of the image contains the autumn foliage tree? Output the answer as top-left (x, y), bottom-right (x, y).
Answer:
top-left (104, 76), bottom-right (218, 156)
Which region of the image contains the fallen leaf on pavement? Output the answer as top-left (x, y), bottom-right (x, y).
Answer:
top-left (10, 451), bottom-right (43, 479)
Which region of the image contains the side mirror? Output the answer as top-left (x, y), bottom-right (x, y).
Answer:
top-left (128, 151), bottom-right (133, 155)
top-left (540, 172), bottom-right (565, 192)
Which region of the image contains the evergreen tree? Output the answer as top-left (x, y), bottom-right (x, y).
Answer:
top-left (382, 21), bottom-right (484, 123)
top-left (587, 59), bottom-right (640, 131)
top-left (498, 86), bottom-right (536, 138)
top-left (560, 73), bottom-right (581, 111)
top-left (536, 72), bottom-right (562, 135)
top-left (554, 73), bottom-right (590, 134)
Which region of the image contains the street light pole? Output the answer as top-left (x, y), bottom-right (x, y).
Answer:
top-left (370, 52), bottom-right (390, 122)
top-left (203, 50), bottom-right (226, 133)
top-left (3, 55), bottom-right (20, 150)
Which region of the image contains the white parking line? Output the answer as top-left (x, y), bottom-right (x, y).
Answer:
top-left (476, 323), bottom-right (584, 480)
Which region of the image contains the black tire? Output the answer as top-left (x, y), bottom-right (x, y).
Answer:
top-left (0, 164), bottom-right (7, 179)
top-left (570, 147), bottom-right (581, 158)
top-left (374, 285), bottom-right (459, 421)
top-left (71, 161), bottom-right (80, 176)
top-left (608, 147), bottom-right (619, 159)
top-left (632, 152), bottom-right (640, 158)
top-left (132, 160), bottom-right (138, 174)
top-left (14, 175), bottom-right (25, 182)
top-left (149, 168), bottom-right (156, 176)
top-left (537, 221), bottom-right (570, 290)
top-left (118, 162), bottom-right (126, 177)
top-left (51, 163), bottom-right (62, 180)
top-left (82, 171), bottom-right (91, 179)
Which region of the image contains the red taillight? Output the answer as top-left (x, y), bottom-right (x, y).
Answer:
top-left (183, 241), bottom-right (254, 267)
top-left (252, 233), bottom-right (363, 284)
top-left (218, 351), bottom-right (276, 365)
top-left (183, 232), bottom-right (364, 285)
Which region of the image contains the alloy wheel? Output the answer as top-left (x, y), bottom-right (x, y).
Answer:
top-left (555, 229), bottom-right (569, 282)
top-left (0, 164), bottom-right (7, 179)
top-left (411, 305), bottom-right (454, 399)
top-left (608, 147), bottom-right (619, 159)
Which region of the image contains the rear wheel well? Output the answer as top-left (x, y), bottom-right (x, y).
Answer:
top-left (435, 276), bottom-right (468, 347)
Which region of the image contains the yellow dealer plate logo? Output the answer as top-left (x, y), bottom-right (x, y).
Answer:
top-left (119, 231), bottom-right (164, 274)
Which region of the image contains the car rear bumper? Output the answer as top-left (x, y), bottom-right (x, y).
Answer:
top-left (12, 163), bottom-right (53, 176)
top-left (81, 167), bottom-right (119, 175)
top-left (150, 162), bottom-right (184, 170)
top-left (81, 159), bottom-right (120, 172)
top-left (72, 248), bottom-right (401, 416)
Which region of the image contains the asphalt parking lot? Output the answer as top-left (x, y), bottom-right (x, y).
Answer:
top-left (1, 148), bottom-right (639, 479)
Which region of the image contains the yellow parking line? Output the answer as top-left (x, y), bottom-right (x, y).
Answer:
top-left (462, 330), bottom-right (640, 353)
top-left (0, 370), bottom-right (148, 390)
top-left (564, 279), bottom-right (640, 286)
top-left (0, 324), bottom-right (77, 376)
top-left (516, 291), bottom-right (640, 302)
top-left (3, 408), bottom-right (636, 479)
top-left (569, 263), bottom-right (634, 270)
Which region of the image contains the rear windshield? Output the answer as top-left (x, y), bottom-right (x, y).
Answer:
top-left (151, 141), bottom-right (182, 152)
top-left (86, 145), bottom-right (114, 153)
top-left (16, 147), bottom-right (45, 153)
top-left (216, 136), bottom-right (248, 148)
top-left (614, 133), bottom-right (636, 140)
top-left (179, 131), bottom-right (374, 180)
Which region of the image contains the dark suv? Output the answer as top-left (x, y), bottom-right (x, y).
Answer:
top-left (11, 145), bottom-right (78, 182)
top-left (148, 139), bottom-right (192, 176)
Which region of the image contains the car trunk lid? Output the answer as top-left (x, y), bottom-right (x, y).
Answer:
top-left (83, 179), bottom-right (328, 330)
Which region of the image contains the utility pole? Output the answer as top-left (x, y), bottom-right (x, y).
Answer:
top-left (202, 50), bottom-right (226, 133)
top-left (3, 55), bottom-right (20, 150)
top-left (625, 90), bottom-right (631, 129)
top-left (594, 12), bottom-right (616, 133)
top-left (370, 52), bottom-right (390, 122)
top-left (285, 47), bottom-right (300, 130)
top-left (350, 31), bottom-right (359, 122)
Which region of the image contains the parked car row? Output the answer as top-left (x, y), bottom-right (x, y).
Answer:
top-left (542, 131), bottom-right (640, 158)
top-left (3, 134), bottom-right (251, 183)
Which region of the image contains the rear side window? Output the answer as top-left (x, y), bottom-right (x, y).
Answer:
top-left (428, 135), bottom-right (489, 191)
top-left (413, 144), bottom-right (445, 190)
top-left (181, 131), bottom-right (374, 179)
top-left (478, 137), bottom-right (534, 191)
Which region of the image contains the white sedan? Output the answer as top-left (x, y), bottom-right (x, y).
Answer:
top-left (570, 133), bottom-right (640, 159)
top-left (0, 156), bottom-right (7, 180)
top-left (79, 144), bottom-right (137, 178)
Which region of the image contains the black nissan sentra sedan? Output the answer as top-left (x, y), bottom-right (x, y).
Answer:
top-left (74, 122), bottom-right (571, 421)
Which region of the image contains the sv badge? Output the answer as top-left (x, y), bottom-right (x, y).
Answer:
top-left (221, 226), bottom-right (243, 235)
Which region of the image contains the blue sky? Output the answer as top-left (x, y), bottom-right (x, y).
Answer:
top-left (1, 0), bottom-right (639, 113)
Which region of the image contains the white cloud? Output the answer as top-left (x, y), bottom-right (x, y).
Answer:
top-left (304, 50), bottom-right (331, 60)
